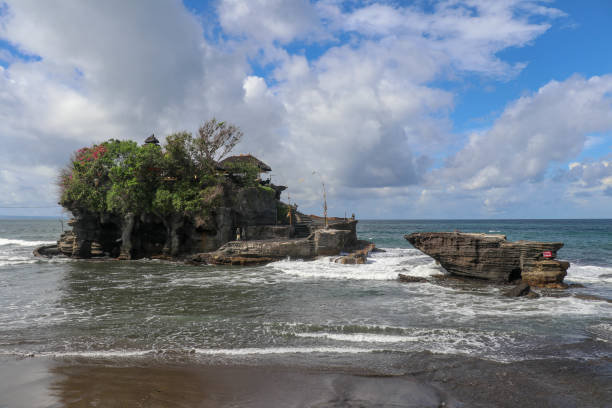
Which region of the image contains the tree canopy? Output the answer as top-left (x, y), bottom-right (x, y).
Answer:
top-left (59, 119), bottom-right (258, 217)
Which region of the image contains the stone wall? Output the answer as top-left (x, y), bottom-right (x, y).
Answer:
top-left (245, 225), bottom-right (291, 240)
top-left (314, 229), bottom-right (353, 256)
top-left (195, 228), bottom-right (355, 265)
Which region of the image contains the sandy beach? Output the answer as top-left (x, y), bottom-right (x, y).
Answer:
top-left (1, 352), bottom-right (610, 408)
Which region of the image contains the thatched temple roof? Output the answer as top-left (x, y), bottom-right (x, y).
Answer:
top-left (218, 154), bottom-right (272, 172)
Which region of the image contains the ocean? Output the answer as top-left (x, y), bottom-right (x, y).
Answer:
top-left (0, 219), bottom-right (611, 406)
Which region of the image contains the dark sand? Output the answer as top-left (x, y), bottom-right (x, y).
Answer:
top-left (1, 353), bottom-right (610, 408)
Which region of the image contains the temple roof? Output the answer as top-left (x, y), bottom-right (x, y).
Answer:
top-left (218, 154), bottom-right (272, 172)
top-left (144, 134), bottom-right (159, 144)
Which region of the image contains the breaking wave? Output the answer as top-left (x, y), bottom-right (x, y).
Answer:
top-left (0, 238), bottom-right (55, 247)
top-left (566, 264), bottom-right (612, 284)
top-left (268, 248), bottom-right (443, 281)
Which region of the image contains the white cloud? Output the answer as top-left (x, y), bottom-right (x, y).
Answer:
top-left (0, 164), bottom-right (59, 214)
top-left (2, 0), bottom-right (205, 112)
top-left (0, 0), bottom-right (211, 170)
top-left (272, 38), bottom-right (452, 195)
top-left (435, 75), bottom-right (612, 190)
top-left (327, 0), bottom-right (562, 77)
top-left (564, 157), bottom-right (612, 194)
top-left (0, 0), bottom-right (597, 218)
top-left (218, 0), bottom-right (322, 44)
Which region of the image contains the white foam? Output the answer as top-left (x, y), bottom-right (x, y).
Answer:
top-left (291, 328), bottom-right (523, 362)
top-left (566, 264), bottom-right (612, 284)
top-left (0, 238), bottom-right (55, 247)
top-left (0, 253), bottom-right (71, 267)
top-left (403, 263), bottom-right (442, 278)
top-left (429, 289), bottom-right (610, 320)
top-left (50, 350), bottom-right (153, 358)
top-left (268, 248), bottom-right (443, 281)
top-left (5, 347), bottom-right (376, 359)
top-left (587, 323), bottom-right (612, 343)
top-left (0, 256), bottom-right (38, 266)
top-left (295, 332), bottom-right (417, 343)
top-left (194, 346), bottom-right (373, 355)
top-left (0, 350), bottom-right (155, 359)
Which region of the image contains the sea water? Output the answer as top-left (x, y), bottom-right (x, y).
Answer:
top-left (0, 219), bottom-right (610, 366)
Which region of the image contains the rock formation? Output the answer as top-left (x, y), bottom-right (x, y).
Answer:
top-left (503, 282), bottom-right (540, 298)
top-left (398, 274), bottom-right (429, 283)
top-left (405, 232), bottom-right (569, 287)
top-left (43, 183), bottom-right (284, 260)
top-left (192, 228), bottom-right (358, 265)
top-left (521, 259), bottom-right (570, 288)
top-left (40, 199), bottom-right (358, 263)
top-left (35, 131), bottom-right (363, 263)
top-left (334, 243), bottom-right (376, 264)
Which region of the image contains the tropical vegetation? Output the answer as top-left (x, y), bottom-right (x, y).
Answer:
top-left (58, 119), bottom-right (260, 218)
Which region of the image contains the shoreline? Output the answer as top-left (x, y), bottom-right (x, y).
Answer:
top-left (1, 351), bottom-right (610, 408)
top-left (2, 219), bottom-right (611, 407)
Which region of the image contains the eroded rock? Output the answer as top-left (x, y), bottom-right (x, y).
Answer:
top-left (503, 283), bottom-right (540, 298)
top-left (398, 274), bottom-right (429, 283)
top-left (405, 232), bottom-right (569, 287)
top-left (334, 243), bottom-right (376, 265)
top-left (33, 244), bottom-right (60, 258)
top-left (521, 260), bottom-right (569, 288)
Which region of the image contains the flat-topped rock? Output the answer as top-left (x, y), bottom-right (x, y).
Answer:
top-left (405, 232), bottom-right (569, 286)
top-left (192, 228), bottom-right (355, 265)
top-left (198, 238), bottom-right (315, 265)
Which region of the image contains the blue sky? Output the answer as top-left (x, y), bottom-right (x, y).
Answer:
top-left (451, 0), bottom-right (612, 130)
top-left (0, 0), bottom-right (611, 218)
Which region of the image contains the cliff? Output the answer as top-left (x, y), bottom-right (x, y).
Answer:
top-left (405, 232), bottom-right (569, 288)
top-left (35, 124), bottom-right (360, 261)
top-left (47, 201), bottom-right (359, 262)
top-left (52, 183), bottom-right (289, 259)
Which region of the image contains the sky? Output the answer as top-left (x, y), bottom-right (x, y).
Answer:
top-left (0, 0), bottom-right (611, 219)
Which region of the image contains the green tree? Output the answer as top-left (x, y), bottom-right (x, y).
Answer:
top-left (193, 118), bottom-right (243, 173)
top-left (59, 119), bottom-right (243, 220)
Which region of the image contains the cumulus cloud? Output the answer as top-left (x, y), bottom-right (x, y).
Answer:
top-left (325, 0), bottom-right (562, 77)
top-left (0, 164), bottom-right (59, 215)
top-left (565, 159), bottom-right (612, 187)
top-left (0, 0), bottom-right (597, 217)
top-left (272, 39), bottom-right (452, 194)
top-left (434, 75), bottom-right (612, 190)
top-left (557, 156), bottom-right (612, 202)
top-left (262, 0), bottom-right (564, 206)
top-left (2, 0), bottom-right (205, 106)
top-left (0, 0), bottom-right (218, 211)
top-left (0, 0), bottom-right (210, 170)
top-left (218, 0), bottom-right (322, 44)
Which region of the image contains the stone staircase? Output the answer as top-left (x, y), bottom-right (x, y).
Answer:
top-left (293, 213), bottom-right (314, 238)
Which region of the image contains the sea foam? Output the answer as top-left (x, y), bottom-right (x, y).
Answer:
top-left (194, 346), bottom-right (372, 355)
top-left (0, 238), bottom-right (55, 247)
top-left (268, 248), bottom-right (443, 281)
top-left (566, 264), bottom-right (612, 284)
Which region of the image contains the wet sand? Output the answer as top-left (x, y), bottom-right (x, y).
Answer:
top-left (1, 353), bottom-right (610, 408)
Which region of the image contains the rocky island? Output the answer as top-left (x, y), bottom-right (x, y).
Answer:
top-left (35, 119), bottom-right (366, 264)
top-left (405, 232), bottom-right (570, 288)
